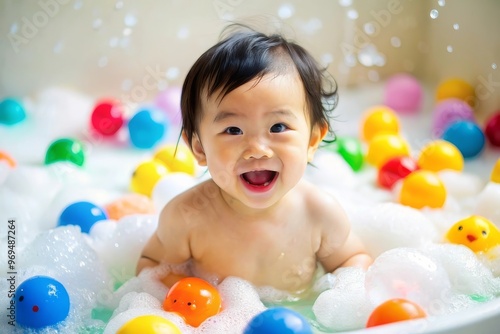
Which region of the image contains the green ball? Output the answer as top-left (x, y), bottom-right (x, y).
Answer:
top-left (44, 138), bottom-right (85, 167)
top-left (328, 136), bottom-right (364, 171)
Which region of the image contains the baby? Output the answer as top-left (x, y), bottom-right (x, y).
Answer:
top-left (137, 26), bottom-right (372, 293)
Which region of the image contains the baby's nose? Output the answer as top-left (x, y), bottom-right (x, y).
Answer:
top-left (243, 136), bottom-right (273, 160)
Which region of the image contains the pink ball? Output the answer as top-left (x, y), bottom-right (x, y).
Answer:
top-left (155, 87), bottom-right (182, 127)
top-left (384, 73), bottom-right (423, 113)
top-left (432, 98), bottom-right (475, 137)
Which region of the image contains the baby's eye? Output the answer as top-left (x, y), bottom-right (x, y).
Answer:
top-left (270, 123), bottom-right (288, 133)
top-left (458, 226), bottom-right (463, 231)
top-left (224, 127), bottom-right (243, 135)
top-left (482, 230), bottom-right (487, 236)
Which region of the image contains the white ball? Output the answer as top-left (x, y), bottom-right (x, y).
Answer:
top-left (152, 172), bottom-right (197, 209)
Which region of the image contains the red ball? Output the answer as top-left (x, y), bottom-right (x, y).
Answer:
top-left (91, 100), bottom-right (124, 136)
top-left (378, 156), bottom-right (418, 189)
top-left (485, 111), bottom-right (500, 147)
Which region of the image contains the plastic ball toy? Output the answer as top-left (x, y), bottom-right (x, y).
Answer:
top-left (243, 307), bottom-right (313, 334)
top-left (360, 106), bottom-right (400, 142)
top-left (163, 277), bottom-right (222, 327)
top-left (399, 170), bottom-right (446, 209)
top-left (90, 99), bottom-right (124, 136)
top-left (436, 78), bottom-right (475, 106)
top-left (117, 315), bottom-right (182, 334)
top-left (366, 134), bottom-right (411, 168)
top-left (44, 138), bottom-right (85, 167)
top-left (492, 159), bottom-right (500, 183)
top-left (383, 73), bottom-right (423, 113)
top-left (128, 108), bottom-right (168, 149)
top-left (0, 97), bottom-right (26, 125)
top-left (0, 150), bottom-right (16, 168)
top-left (58, 201), bottom-right (108, 233)
top-left (484, 111), bottom-right (500, 147)
top-left (446, 215), bottom-right (500, 253)
top-left (366, 298), bottom-right (426, 328)
top-left (441, 120), bottom-right (485, 158)
top-left (15, 276), bottom-right (70, 329)
top-left (432, 98), bottom-right (475, 137)
top-left (130, 159), bottom-right (169, 197)
top-left (105, 193), bottom-right (156, 220)
top-left (326, 136), bottom-right (364, 171)
top-left (155, 86), bottom-right (182, 125)
top-left (378, 156), bottom-right (418, 189)
top-left (417, 140), bottom-right (464, 172)
top-left (154, 144), bottom-right (196, 175)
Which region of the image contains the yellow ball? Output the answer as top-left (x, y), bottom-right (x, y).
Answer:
top-left (130, 159), bottom-right (169, 197)
top-left (436, 78), bottom-right (475, 106)
top-left (399, 170), bottom-right (446, 209)
top-left (417, 140), bottom-right (464, 172)
top-left (366, 134), bottom-right (411, 168)
top-left (154, 144), bottom-right (196, 176)
top-left (360, 106), bottom-right (400, 142)
top-left (117, 315), bottom-right (182, 334)
top-left (491, 158), bottom-right (500, 183)
top-left (446, 215), bottom-right (500, 253)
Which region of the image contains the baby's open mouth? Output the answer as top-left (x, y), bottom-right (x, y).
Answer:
top-left (241, 170), bottom-right (278, 187)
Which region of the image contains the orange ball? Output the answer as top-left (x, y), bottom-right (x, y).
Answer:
top-left (366, 298), bottom-right (426, 328)
top-left (399, 170), bottom-right (446, 209)
top-left (436, 78), bottom-right (475, 107)
top-left (361, 106), bottom-right (400, 142)
top-left (105, 193), bottom-right (156, 220)
top-left (366, 134), bottom-right (411, 168)
top-left (417, 140), bottom-right (464, 172)
top-left (163, 277), bottom-right (222, 327)
top-left (0, 150), bottom-right (16, 168)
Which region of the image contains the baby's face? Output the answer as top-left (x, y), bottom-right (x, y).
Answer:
top-left (191, 73), bottom-right (323, 211)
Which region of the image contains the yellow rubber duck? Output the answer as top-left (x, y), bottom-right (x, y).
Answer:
top-left (446, 215), bottom-right (500, 253)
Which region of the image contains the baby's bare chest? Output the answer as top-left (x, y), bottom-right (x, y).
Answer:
top-left (189, 216), bottom-right (321, 289)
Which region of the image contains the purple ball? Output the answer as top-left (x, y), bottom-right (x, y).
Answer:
top-left (155, 87), bottom-right (182, 127)
top-left (384, 73), bottom-right (423, 113)
top-left (432, 98), bottom-right (475, 137)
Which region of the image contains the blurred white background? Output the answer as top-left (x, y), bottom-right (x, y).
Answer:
top-left (0, 0), bottom-right (499, 119)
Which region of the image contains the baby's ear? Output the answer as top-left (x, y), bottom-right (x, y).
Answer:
top-left (189, 133), bottom-right (207, 166)
top-left (307, 123), bottom-right (328, 162)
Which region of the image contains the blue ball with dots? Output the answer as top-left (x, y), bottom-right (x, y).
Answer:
top-left (14, 276), bottom-right (70, 329)
top-left (128, 108), bottom-right (168, 149)
top-left (58, 201), bottom-right (107, 233)
top-left (441, 120), bottom-right (486, 158)
top-left (0, 97), bottom-right (26, 125)
top-left (243, 307), bottom-right (313, 334)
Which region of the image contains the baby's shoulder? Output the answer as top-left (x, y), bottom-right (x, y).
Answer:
top-left (159, 179), bottom-right (220, 225)
top-left (296, 180), bottom-right (348, 225)
top-left (297, 179), bottom-right (339, 208)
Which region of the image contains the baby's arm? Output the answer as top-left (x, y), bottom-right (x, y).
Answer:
top-left (315, 195), bottom-right (373, 272)
top-left (136, 198), bottom-right (192, 286)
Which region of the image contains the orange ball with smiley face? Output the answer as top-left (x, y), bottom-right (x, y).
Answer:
top-left (162, 277), bottom-right (222, 327)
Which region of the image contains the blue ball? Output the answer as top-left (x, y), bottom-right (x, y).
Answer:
top-left (0, 97), bottom-right (26, 125)
top-left (128, 108), bottom-right (167, 149)
top-left (14, 276), bottom-right (70, 329)
top-left (58, 201), bottom-right (107, 233)
top-left (441, 120), bottom-right (485, 158)
top-left (243, 307), bottom-right (313, 334)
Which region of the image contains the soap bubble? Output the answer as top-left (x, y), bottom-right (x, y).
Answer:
top-left (366, 247), bottom-right (452, 312)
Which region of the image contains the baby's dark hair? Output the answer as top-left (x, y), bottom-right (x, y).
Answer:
top-left (181, 25), bottom-right (338, 148)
